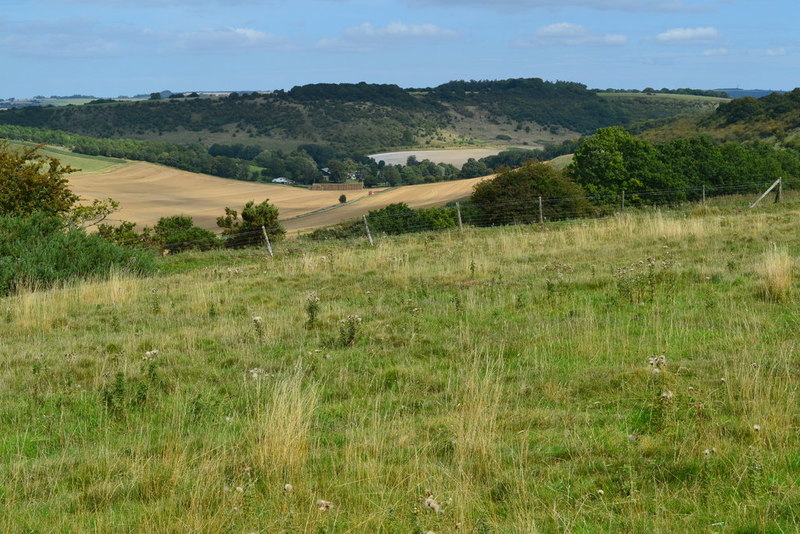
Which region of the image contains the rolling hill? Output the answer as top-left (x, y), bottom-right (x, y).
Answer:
top-left (0, 79), bottom-right (728, 154)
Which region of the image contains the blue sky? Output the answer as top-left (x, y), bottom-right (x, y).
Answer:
top-left (1, 0), bottom-right (797, 97)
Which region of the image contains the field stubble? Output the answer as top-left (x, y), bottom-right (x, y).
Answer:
top-left (2, 197), bottom-right (800, 532)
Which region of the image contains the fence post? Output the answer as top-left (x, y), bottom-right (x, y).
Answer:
top-left (456, 202), bottom-right (464, 232)
top-left (621, 190), bottom-right (625, 212)
top-left (260, 226), bottom-right (273, 257)
top-left (538, 196), bottom-right (543, 224)
top-left (702, 185), bottom-right (706, 205)
top-left (750, 178), bottom-right (782, 208)
top-left (363, 215), bottom-right (374, 246)
top-left (775, 177), bottom-right (782, 203)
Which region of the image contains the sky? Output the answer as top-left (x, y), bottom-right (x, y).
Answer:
top-left (1, 0), bottom-right (797, 98)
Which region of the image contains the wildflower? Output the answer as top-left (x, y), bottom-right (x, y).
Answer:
top-left (661, 390), bottom-right (674, 401)
top-left (597, 489), bottom-right (604, 496)
top-left (703, 449), bottom-right (711, 456)
top-left (628, 433), bottom-right (639, 441)
top-left (143, 349), bottom-right (160, 361)
top-left (236, 486), bottom-right (244, 493)
top-left (284, 484), bottom-right (293, 492)
top-left (248, 368), bottom-right (265, 380)
top-left (753, 424), bottom-right (761, 432)
top-left (648, 355), bottom-right (667, 369)
top-left (252, 316), bottom-right (263, 326)
top-left (424, 496), bottom-right (441, 513)
top-left (317, 499), bottom-right (334, 511)
top-left (720, 377), bottom-right (726, 383)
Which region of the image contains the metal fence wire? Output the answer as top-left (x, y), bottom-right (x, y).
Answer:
top-left (163, 178), bottom-right (795, 253)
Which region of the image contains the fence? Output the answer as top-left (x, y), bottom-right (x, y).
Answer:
top-left (162, 178), bottom-right (796, 253)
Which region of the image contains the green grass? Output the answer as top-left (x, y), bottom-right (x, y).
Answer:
top-left (2, 195), bottom-right (800, 532)
top-left (4, 140), bottom-right (130, 174)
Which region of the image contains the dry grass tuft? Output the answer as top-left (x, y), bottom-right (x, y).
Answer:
top-left (758, 245), bottom-right (794, 302)
top-left (251, 367), bottom-right (319, 481)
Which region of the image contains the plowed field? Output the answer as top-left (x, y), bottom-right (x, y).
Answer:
top-left (68, 161), bottom-right (489, 232)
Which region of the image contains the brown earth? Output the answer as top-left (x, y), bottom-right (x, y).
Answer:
top-left (283, 177), bottom-right (489, 232)
top-left (68, 161), bottom-right (489, 232)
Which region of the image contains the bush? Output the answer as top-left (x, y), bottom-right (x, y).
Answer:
top-left (471, 162), bottom-right (593, 226)
top-left (0, 214), bottom-right (155, 295)
top-left (154, 215), bottom-right (221, 252)
top-left (368, 203), bottom-right (457, 235)
top-left (217, 199), bottom-right (285, 248)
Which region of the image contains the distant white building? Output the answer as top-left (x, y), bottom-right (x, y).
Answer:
top-left (271, 177), bottom-right (293, 184)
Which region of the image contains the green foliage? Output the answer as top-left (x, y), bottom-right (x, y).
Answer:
top-left (570, 127), bottom-right (800, 203)
top-left (154, 216), bottom-right (221, 252)
top-left (0, 214), bottom-right (155, 295)
top-left (471, 161), bottom-right (593, 225)
top-left (0, 142), bottom-right (78, 216)
top-left (217, 199), bottom-right (285, 247)
top-left (459, 158), bottom-right (489, 178)
top-left (367, 203), bottom-right (457, 235)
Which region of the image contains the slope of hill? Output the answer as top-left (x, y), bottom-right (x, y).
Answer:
top-left (637, 88), bottom-right (800, 147)
top-left (0, 79), bottom-right (729, 153)
top-left (3, 197), bottom-right (800, 531)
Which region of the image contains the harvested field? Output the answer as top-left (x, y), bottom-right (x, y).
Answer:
top-left (369, 148), bottom-right (514, 167)
top-left (68, 162), bottom-right (377, 230)
top-left (283, 176), bottom-right (489, 232)
top-left (68, 161), bottom-right (490, 232)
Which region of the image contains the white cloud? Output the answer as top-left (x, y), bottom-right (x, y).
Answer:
top-left (171, 27), bottom-right (288, 51)
top-left (344, 22), bottom-right (457, 39)
top-left (656, 26), bottom-right (718, 44)
top-left (519, 22), bottom-right (627, 47)
top-left (403, 0), bottom-right (716, 13)
top-left (318, 22), bottom-right (458, 52)
top-left (702, 47), bottom-right (728, 56)
top-left (766, 47), bottom-right (787, 56)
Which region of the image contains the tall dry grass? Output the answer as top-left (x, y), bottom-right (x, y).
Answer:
top-left (758, 245), bottom-right (794, 302)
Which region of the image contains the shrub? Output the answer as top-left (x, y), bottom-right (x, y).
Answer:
top-left (0, 214), bottom-right (155, 295)
top-left (217, 199), bottom-right (285, 248)
top-left (154, 215), bottom-right (221, 252)
top-left (471, 161), bottom-right (593, 226)
top-left (367, 203), bottom-right (457, 235)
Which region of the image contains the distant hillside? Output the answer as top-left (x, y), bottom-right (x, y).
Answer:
top-left (715, 88), bottom-right (786, 99)
top-left (637, 88), bottom-right (800, 149)
top-left (0, 78), bottom-right (727, 154)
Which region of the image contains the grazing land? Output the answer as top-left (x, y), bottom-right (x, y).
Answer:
top-left (2, 194), bottom-right (800, 532)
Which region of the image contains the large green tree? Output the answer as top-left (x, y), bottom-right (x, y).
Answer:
top-left (0, 142), bottom-right (78, 216)
top-left (568, 126), bottom-right (665, 201)
top-left (471, 161), bottom-right (592, 225)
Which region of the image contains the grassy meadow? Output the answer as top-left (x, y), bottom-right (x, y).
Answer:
top-left (2, 195), bottom-right (800, 532)
top-left (5, 140), bottom-right (130, 175)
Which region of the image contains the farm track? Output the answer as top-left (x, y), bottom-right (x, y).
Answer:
top-left (68, 161), bottom-right (489, 232)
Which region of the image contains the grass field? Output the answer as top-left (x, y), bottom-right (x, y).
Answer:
top-left (2, 194), bottom-right (800, 532)
top-left (6, 140), bottom-right (130, 175)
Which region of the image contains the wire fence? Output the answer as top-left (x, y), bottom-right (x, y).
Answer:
top-left (162, 178), bottom-right (796, 253)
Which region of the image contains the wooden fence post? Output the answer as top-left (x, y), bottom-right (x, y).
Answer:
top-left (456, 202), bottom-right (463, 232)
top-left (260, 226), bottom-right (273, 257)
top-left (363, 215), bottom-right (374, 246)
top-left (538, 196), bottom-right (543, 224)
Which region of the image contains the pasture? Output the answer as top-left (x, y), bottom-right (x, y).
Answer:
top-left (2, 196), bottom-right (800, 531)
